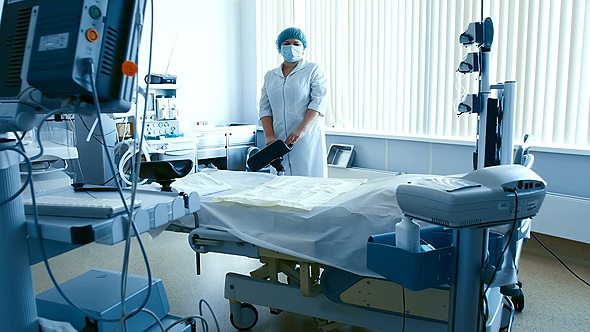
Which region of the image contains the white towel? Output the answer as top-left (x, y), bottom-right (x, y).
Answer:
top-left (211, 176), bottom-right (367, 211)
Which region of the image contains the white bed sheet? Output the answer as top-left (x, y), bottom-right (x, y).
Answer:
top-left (188, 170), bottom-right (419, 278)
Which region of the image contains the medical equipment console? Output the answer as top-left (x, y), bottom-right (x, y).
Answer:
top-left (396, 165), bottom-right (546, 228)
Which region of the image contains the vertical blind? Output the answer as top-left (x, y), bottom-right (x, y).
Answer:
top-left (258, 0), bottom-right (590, 147)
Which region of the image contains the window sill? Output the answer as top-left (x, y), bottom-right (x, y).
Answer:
top-left (256, 127), bottom-right (590, 156)
top-left (326, 129), bottom-right (475, 147)
top-left (325, 129), bottom-right (590, 157)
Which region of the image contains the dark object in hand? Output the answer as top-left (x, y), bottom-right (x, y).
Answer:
top-left (247, 140), bottom-right (292, 172)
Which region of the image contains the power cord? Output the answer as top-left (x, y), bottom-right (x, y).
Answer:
top-left (1, 134), bottom-right (140, 325)
top-left (0, 141), bottom-right (32, 206)
top-left (1, 139), bottom-right (221, 332)
top-left (0, 131), bottom-right (32, 205)
top-left (401, 287), bottom-right (406, 332)
top-left (16, 1), bottom-right (156, 328)
top-left (530, 232), bottom-right (590, 288)
top-left (479, 188), bottom-right (519, 330)
top-left (7, 0), bottom-right (220, 329)
top-left (112, 0), bottom-right (154, 327)
top-left (79, 115), bottom-right (117, 148)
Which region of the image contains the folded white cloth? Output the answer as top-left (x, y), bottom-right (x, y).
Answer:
top-left (171, 171), bottom-right (232, 196)
top-left (211, 176), bottom-right (367, 211)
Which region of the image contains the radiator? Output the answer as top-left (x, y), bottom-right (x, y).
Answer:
top-left (532, 193), bottom-right (590, 244)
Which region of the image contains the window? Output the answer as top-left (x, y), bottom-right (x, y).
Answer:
top-left (258, 0), bottom-right (590, 148)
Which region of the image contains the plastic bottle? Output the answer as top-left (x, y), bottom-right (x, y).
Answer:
top-left (395, 215), bottom-right (421, 252)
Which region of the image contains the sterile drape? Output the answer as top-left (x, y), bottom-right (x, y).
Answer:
top-left (258, 0), bottom-right (590, 147)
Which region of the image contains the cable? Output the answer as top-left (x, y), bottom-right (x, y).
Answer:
top-left (198, 299), bottom-right (220, 332)
top-left (116, 140), bottom-right (149, 186)
top-left (112, 308), bottom-right (166, 332)
top-left (479, 189), bottom-right (519, 330)
top-left (79, 115), bottom-right (116, 148)
top-left (19, 145), bottom-right (127, 323)
top-left (16, 85), bottom-right (36, 99)
top-left (481, 294), bottom-right (489, 332)
top-left (30, 109), bottom-right (71, 161)
top-left (101, 175), bottom-right (117, 186)
top-left (166, 315), bottom-right (209, 332)
top-left (530, 232), bottom-right (590, 288)
top-left (164, 32), bottom-right (179, 75)
top-left (0, 133), bottom-right (31, 206)
top-left (106, 0), bottom-right (158, 328)
top-left (116, 0), bottom-right (154, 328)
top-left (24, 136), bottom-right (146, 324)
top-left (401, 287), bottom-right (406, 332)
top-left (20, 1), bottom-right (218, 330)
top-left (484, 218), bottom-right (519, 296)
top-left (481, 0), bottom-right (484, 22)
top-left (1, 119), bottom-right (160, 329)
top-left (24, 1), bottom-right (155, 326)
top-left (23, 120), bottom-right (156, 327)
top-left (86, 60), bottom-right (154, 329)
top-left (0, 148), bottom-right (31, 206)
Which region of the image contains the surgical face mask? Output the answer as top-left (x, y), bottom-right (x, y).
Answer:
top-left (281, 45), bottom-right (303, 63)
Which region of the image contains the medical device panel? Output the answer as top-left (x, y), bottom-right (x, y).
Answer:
top-left (396, 165), bottom-right (546, 228)
top-left (0, 0), bottom-right (142, 134)
top-left (36, 269), bottom-right (170, 332)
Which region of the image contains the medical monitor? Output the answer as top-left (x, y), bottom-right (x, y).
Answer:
top-left (0, 0), bottom-right (144, 132)
top-left (396, 165), bottom-right (546, 228)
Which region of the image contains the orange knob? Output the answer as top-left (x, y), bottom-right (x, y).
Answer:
top-left (86, 28), bottom-right (99, 42)
top-left (121, 60), bottom-right (138, 77)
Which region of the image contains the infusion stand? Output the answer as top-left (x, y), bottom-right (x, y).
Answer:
top-left (451, 16), bottom-right (518, 331)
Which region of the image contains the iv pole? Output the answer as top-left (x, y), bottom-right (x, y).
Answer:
top-left (451, 0), bottom-right (518, 329)
top-left (448, 0), bottom-right (516, 332)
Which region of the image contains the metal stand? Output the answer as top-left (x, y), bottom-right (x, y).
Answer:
top-left (455, 16), bottom-right (520, 332)
top-left (448, 228), bottom-right (487, 332)
top-left (0, 139), bottom-right (39, 331)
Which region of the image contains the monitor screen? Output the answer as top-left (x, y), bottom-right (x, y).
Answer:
top-left (0, 0), bottom-right (145, 132)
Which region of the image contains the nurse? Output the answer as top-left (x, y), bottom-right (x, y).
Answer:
top-left (259, 27), bottom-right (329, 177)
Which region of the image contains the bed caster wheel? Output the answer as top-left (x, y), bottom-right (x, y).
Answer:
top-left (512, 290), bottom-right (525, 311)
top-left (230, 302), bottom-right (258, 331)
top-left (501, 282), bottom-right (524, 311)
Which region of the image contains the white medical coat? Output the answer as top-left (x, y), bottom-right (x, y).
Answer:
top-left (259, 60), bottom-right (329, 177)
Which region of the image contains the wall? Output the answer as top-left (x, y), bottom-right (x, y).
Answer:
top-left (138, 0), bottom-right (245, 131)
top-left (325, 132), bottom-right (590, 199)
top-left (239, 0), bottom-right (261, 125)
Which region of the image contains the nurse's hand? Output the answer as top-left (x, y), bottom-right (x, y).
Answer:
top-left (286, 128), bottom-right (305, 145)
top-left (265, 135), bottom-right (277, 146)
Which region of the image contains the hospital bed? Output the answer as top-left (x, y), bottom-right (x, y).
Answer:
top-left (173, 170), bottom-right (523, 331)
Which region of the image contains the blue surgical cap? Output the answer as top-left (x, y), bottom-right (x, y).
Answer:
top-left (276, 27), bottom-right (308, 52)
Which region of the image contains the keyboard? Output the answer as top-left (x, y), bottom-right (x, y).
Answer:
top-left (23, 196), bottom-right (141, 219)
